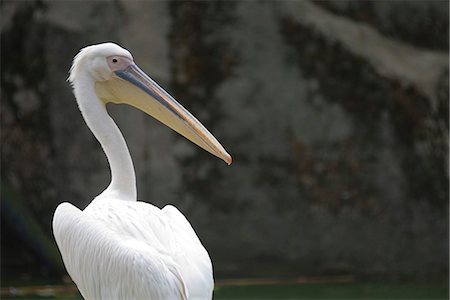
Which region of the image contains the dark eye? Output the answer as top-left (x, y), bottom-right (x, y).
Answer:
top-left (112, 58), bottom-right (118, 63)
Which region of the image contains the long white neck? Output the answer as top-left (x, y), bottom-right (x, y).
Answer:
top-left (72, 75), bottom-right (137, 201)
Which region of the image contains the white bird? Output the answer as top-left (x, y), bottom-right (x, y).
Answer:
top-left (52, 43), bottom-right (232, 300)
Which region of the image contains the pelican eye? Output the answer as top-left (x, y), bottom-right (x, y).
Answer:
top-left (112, 58), bottom-right (118, 63)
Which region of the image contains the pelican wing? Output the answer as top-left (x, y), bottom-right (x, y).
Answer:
top-left (162, 205), bottom-right (214, 297)
top-left (53, 202), bottom-right (188, 300)
top-left (84, 200), bottom-right (214, 299)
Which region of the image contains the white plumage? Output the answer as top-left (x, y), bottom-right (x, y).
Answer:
top-left (53, 43), bottom-right (231, 300)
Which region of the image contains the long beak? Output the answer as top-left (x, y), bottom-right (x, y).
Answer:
top-left (95, 64), bottom-right (232, 165)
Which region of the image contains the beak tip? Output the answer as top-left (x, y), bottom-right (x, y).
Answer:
top-left (224, 154), bottom-right (233, 166)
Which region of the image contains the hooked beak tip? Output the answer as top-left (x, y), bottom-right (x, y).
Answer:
top-left (225, 155), bottom-right (233, 166)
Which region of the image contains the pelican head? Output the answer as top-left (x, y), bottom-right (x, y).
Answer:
top-left (69, 42), bottom-right (232, 165)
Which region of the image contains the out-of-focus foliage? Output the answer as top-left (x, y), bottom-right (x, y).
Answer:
top-left (318, 0), bottom-right (449, 51)
top-left (1, 0), bottom-right (448, 284)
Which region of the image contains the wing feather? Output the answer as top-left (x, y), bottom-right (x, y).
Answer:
top-left (162, 205), bottom-right (214, 298)
top-left (53, 202), bottom-right (188, 300)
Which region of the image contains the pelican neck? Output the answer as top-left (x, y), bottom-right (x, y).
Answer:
top-left (72, 76), bottom-right (137, 201)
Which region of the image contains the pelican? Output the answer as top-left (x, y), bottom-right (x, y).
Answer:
top-left (52, 43), bottom-right (232, 300)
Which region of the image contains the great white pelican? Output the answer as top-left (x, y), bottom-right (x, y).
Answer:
top-left (52, 42), bottom-right (232, 300)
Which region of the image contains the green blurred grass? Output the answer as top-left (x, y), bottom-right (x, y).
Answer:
top-left (1, 282), bottom-right (448, 300)
top-left (213, 283), bottom-right (449, 299)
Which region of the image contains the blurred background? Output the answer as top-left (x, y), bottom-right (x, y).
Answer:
top-left (1, 0), bottom-right (448, 299)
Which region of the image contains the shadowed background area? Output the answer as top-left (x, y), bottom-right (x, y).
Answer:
top-left (1, 0), bottom-right (448, 297)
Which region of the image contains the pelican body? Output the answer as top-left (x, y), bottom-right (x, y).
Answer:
top-left (53, 43), bottom-right (231, 300)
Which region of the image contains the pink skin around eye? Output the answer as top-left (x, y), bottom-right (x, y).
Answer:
top-left (107, 56), bottom-right (133, 71)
